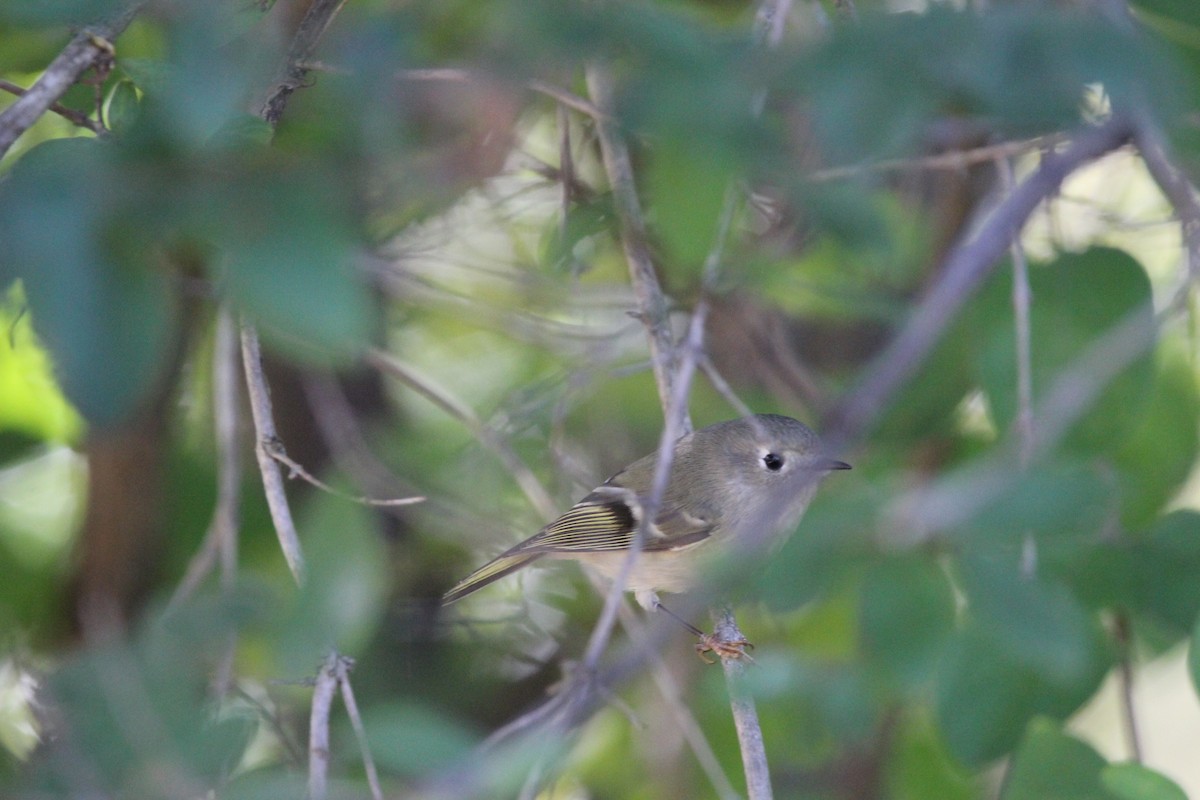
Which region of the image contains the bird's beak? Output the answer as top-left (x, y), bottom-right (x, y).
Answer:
top-left (820, 458), bottom-right (852, 472)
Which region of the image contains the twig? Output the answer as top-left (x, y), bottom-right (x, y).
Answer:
top-left (998, 157), bottom-right (1038, 580)
top-left (399, 68), bottom-right (602, 119)
top-left (585, 64), bottom-right (678, 411)
top-left (825, 114), bottom-right (1134, 446)
top-left (168, 308), bottom-right (244, 617)
top-left (1113, 612), bottom-right (1144, 763)
top-left (580, 301), bottom-right (707, 671)
top-left (262, 0), bottom-right (348, 125)
top-left (0, 79), bottom-right (104, 133)
top-left (0, 1), bottom-right (143, 158)
top-left (1133, 121), bottom-right (1200, 315)
top-left (308, 652), bottom-right (340, 800)
top-left (263, 439), bottom-right (425, 507)
top-left (804, 134), bottom-right (1065, 183)
top-left (712, 607), bottom-right (770, 800)
top-left (335, 657), bottom-right (385, 800)
top-left (363, 347), bottom-right (559, 521)
top-left (240, 324), bottom-right (306, 584)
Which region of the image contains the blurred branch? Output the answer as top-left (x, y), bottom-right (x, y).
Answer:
top-left (263, 437), bottom-right (425, 507)
top-left (262, 0), bottom-right (348, 125)
top-left (308, 652), bottom-right (339, 800)
top-left (585, 64), bottom-right (678, 412)
top-left (169, 309), bottom-right (244, 614)
top-left (712, 606), bottom-right (771, 800)
top-left (0, 1), bottom-right (143, 158)
top-left (805, 134), bottom-right (1063, 183)
top-left (364, 347), bottom-right (559, 520)
top-left (826, 114), bottom-right (1134, 446)
top-left (240, 324), bottom-right (307, 584)
top-left (0, 79), bottom-right (104, 134)
top-left (336, 656), bottom-right (385, 800)
top-left (1133, 122), bottom-right (1200, 314)
top-left (400, 68), bottom-right (603, 119)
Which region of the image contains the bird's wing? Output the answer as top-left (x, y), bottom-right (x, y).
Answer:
top-left (515, 487), bottom-right (714, 554)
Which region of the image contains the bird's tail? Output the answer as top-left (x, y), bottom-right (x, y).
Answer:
top-left (442, 552), bottom-right (545, 605)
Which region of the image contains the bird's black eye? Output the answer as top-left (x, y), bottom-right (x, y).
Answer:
top-left (763, 453), bottom-right (784, 472)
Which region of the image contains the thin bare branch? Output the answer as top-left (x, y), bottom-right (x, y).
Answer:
top-left (262, 0), bottom-right (348, 125)
top-left (712, 607), bottom-right (771, 800)
top-left (585, 64), bottom-right (678, 411)
top-left (308, 652), bottom-right (340, 800)
top-left (0, 2), bottom-right (143, 159)
top-left (826, 115), bottom-right (1134, 446)
top-left (805, 134), bottom-right (1065, 183)
top-left (364, 347), bottom-right (559, 521)
top-left (399, 68), bottom-right (602, 119)
top-left (0, 79), bottom-right (104, 133)
top-left (1134, 122), bottom-right (1200, 314)
top-left (334, 657), bottom-right (385, 800)
top-left (240, 324), bottom-right (306, 584)
top-left (263, 439), bottom-right (425, 507)
top-left (1113, 612), bottom-right (1144, 763)
top-left (168, 308), bottom-right (244, 615)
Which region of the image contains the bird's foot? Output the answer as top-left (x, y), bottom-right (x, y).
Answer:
top-left (695, 634), bottom-right (755, 664)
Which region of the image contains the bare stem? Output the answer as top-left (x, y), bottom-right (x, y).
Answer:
top-left (713, 607), bottom-right (772, 800)
top-left (308, 652), bottom-right (340, 800)
top-left (240, 324), bottom-right (306, 584)
top-left (336, 657), bottom-right (385, 800)
top-left (585, 64), bottom-right (677, 411)
top-left (826, 115), bottom-right (1134, 446)
top-left (0, 1), bottom-right (144, 158)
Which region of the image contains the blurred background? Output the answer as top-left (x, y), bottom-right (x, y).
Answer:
top-left (2, 0), bottom-right (1200, 798)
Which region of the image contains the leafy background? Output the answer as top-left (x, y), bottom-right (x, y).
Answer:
top-left (2, 0), bottom-right (1200, 798)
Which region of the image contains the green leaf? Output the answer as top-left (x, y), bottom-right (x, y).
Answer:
top-left (645, 138), bottom-right (736, 270)
top-left (209, 164), bottom-right (375, 362)
top-left (365, 704), bottom-right (479, 777)
top-left (959, 553), bottom-right (1102, 682)
top-left (974, 247), bottom-right (1155, 456)
top-left (1138, 511), bottom-right (1200, 632)
top-left (1101, 763), bottom-right (1188, 800)
top-left (935, 624), bottom-right (1108, 766)
top-left (860, 555), bottom-right (955, 689)
top-left (1189, 615), bottom-right (1200, 695)
top-left (105, 79), bottom-right (140, 135)
top-left (1113, 345), bottom-right (1200, 530)
top-left (0, 138), bottom-right (178, 427)
top-left (1002, 718), bottom-right (1118, 800)
top-left (276, 490), bottom-right (389, 665)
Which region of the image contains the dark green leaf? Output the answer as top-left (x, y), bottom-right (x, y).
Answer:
top-left (1002, 718), bottom-right (1118, 800)
top-left (860, 555), bottom-right (955, 689)
top-left (974, 247), bottom-right (1155, 456)
top-left (105, 79), bottom-right (140, 135)
top-left (959, 553), bottom-right (1101, 682)
top-left (1101, 763), bottom-right (1188, 800)
top-left (0, 138), bottom-right (178, 427)
top-left (365, 704), bottom-right (479, 776)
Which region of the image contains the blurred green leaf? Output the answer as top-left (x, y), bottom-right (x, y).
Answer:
top-left (0, 0), bottom-right (125, 25)
top-left (958, 553), bottom-right (1102, 682)
top-left (936, 624), bottom-right (1108, 766)
top-left (645, 139), bottom-right (735, 270)
top-left (974, 247), bottom-right (1155, 456)
top-left (1113, 345), bottom-right (1200, 530)
top-left (1135, 510), bottom-right (1200, 634)
top-left (1002, 718), bottom-right (1118, 800)
top-left (364, 703), bottom-right (479, 777)
top-left (105, 79), bottom-right (140, 135)
top-left (0, 138), bottom-right (178, 427)
top-left (276, 491), bottom-right (389, 665)
top-left (1101, 763), bottom-right (1188, 800)
top-left (209, 162), bottom-right (375, 361)
top-left (885, 711), bottom-right (977, 800)
top-left (859, 555), bottom-right (955, 689)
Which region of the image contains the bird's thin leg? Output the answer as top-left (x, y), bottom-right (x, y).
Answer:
top-left (653, 599), bottom-right (754, 664)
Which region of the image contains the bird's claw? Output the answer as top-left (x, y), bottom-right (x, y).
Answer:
top-left (695, 635), bottom-right (755, 664)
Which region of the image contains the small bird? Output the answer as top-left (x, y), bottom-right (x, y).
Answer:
top-left (443, 414), bottom-right (850, 659)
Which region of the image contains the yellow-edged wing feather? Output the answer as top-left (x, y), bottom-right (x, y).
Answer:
top-left (442, 488), bottom-right (714, 604)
